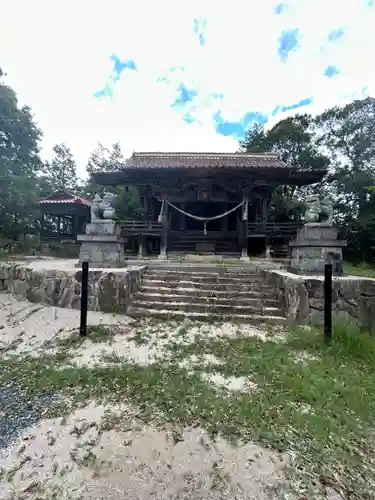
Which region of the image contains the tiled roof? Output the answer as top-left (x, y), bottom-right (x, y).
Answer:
top-left (125, 152), bottom-right (287, 169)
top-left (40, 191), bottom-right (91, 206)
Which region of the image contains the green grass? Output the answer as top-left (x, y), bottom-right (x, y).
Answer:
top-left (344, 261), bottom-right (375, 278)
top-left (129, 328), bottom-right (152, 345)
top-left (2, 319), bottom-right (375, 497)
top-left (48, 326), bottom-right (120, 351)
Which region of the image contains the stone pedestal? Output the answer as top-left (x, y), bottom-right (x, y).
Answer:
top-left (77, 220), bottom-right (124, 268)
top-left (289, 224), bottom-right (346, 275)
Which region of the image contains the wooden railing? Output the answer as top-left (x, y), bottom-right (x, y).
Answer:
top-left (40, 231), bottom-right (75, 240)
top-left (248, 221), bottom-right (303, 236)
top-left (118, 220), bottom-right (302, 237)
top-left (118, 220), bottom-right (162, 234)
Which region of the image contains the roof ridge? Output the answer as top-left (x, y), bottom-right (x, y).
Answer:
top-left (132, 152), bottom-right (278, 157)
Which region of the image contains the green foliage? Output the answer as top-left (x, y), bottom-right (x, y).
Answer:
top-left (42, 143), bottom-right (80, 193)
top-left (85, 142), bottom-right (142, 220)
top-left (241, 115), bottom-right (330, 222)
top-left (0, 81), bottom-right (43, 238)
top-left (315, 97), bottom-right (375, 262)
top-left (344, 261), bottom-right (375, 278)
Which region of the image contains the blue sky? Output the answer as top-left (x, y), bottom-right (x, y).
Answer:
top-left (1, 0), bottom-right (374, 172)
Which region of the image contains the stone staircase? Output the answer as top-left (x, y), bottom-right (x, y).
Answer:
top-left (127, 265), bottom-right (287, 324)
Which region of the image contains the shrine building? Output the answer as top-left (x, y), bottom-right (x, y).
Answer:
top-left (40, 191), bottom-right (91, 242)
top-left (91, 152), bottom-right (327, 260)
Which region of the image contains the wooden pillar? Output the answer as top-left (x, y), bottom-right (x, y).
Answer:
top-left (158, 194), bottom-right (168, 260)
top-left (223, 203), bottom-right (229, 232)
top-left (143, 196), bottom-right (149, 221)
top-left (262, 195), bottom-right (270, 258)
top-left (240, 194), bottom-right (250, 261)
top-left (150, 198), bottom-right (155, 221)
top-left (265, 238), bottom-right (271, 259)
top-left (180, 203), bottom-right (185, 230)
top-left (261, 197), bottom-right (268, 231)
top-left (124, 185), bottom-right (129, 215)
top-left (72, 215), bottom-right (78, 240)
top-left (141, 195), bottom-right (148, 257)
top-left (138, 234), bottom-right (145, 258)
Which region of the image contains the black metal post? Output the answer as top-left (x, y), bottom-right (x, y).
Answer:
top-left (80, 261), bottom-right (89, 337)
top-left (324, 263), bottom-right (333, 343)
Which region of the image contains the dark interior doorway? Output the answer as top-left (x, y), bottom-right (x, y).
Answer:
top-left (248, 237), bottom-right (266, 257)
top-left (184, 202), bottom-right (225, 231)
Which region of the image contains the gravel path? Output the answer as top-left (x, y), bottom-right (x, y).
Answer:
top-left (0, 386), bottom-right (60, 449)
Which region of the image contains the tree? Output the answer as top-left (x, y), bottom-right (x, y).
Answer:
top-left (85, 142), bottom-right (141, 219)
top-left (44, 143), bottom-right (79, 193)
top-left (0, 78), bottom-right (43, 238)
top-left (242, 115), bottom-right (329, 171)
top-left (240, 123), bottom-right (270, 152)
top-left (241, 115), bottom-right (330, 222)
top-left (315, 97), bottom-right (375, 262)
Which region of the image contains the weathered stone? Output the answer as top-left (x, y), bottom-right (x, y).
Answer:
top-left (0, 262), bottom-right (146, 314)
top-left (289, 224), bottom-right (346, 276)
top-left (85, 221), bottom-right (119, 236)
top-left (77, 219), bottom-right (124, 268)
top-left (265, 270), bottom-right (375, 334)
top-left (78, 240), bottom-right (124, 268)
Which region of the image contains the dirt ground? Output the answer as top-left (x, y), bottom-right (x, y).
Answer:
top-left (0, 292), bottom-right (289, 500)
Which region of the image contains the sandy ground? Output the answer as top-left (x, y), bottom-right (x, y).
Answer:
top-left (0, 292), bottom-right (290, 499)
top-left (0, 293), bottom-right (133, 357)
top-left (0, 402), bottom-right (287, 500)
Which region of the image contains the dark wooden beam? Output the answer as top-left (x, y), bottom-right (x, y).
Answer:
top-left (158, 193), bottom-right (168, 260)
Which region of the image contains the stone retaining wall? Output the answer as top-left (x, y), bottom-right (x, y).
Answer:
top-left (0, 262), bottom-right (146, 314)
top-left (264, 270), bottom-right (375, 333)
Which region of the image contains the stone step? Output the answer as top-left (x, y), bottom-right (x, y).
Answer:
top-left (145, 269), bottom-right (261, 279)
top-left (127, 307), bottom-right (287, 325)
top-left (141, 279), bottom-right (272, 291)
top-left (134, 292), bottom-right (279, 308)
top-left (138, 285), bottom-right (276, 300)
top-left (147, 264), bottom-right (263, 274)
top-left (144, 274), bottom-right (262, 285)
top-left (130, 300), bottom-right (282, 316)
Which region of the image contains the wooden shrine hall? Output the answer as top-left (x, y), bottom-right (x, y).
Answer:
top-left (40, 191), bottom-right (91, 241)
top-left (92, 152), bottom-right (327, 259)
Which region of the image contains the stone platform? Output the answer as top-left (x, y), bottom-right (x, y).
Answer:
top-left (78, 220), bottom-right (124, 268)
top-left (1, 257), bottom-right (375, 330)
top-left (0, 258), bottom-right (286, 324)
top-left (264, 269), bottom-right (375, 334)
top-left (0, 258), bottom-right (145, 314)
top-left (289, 224), bottom-right (346, 275)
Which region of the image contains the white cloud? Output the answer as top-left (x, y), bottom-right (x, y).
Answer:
top-left (1, 0), bottom-right (374, 175)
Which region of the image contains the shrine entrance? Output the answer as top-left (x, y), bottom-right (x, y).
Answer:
top-left (184, 203), bottom-right (225, 231)
top-left (92, 152), bottom-right (327, 260)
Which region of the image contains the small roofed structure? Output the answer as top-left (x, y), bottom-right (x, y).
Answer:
top-left (91, 152), bottom-right (328, 259)
top-left (40, 191), bottom-right (91, 241)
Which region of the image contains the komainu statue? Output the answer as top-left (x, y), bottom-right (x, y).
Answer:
top-left (91, 193), bottom-right (117, 221)
top-left (304, 195), bottom-right (333, 225)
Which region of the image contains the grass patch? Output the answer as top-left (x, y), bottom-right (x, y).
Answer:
top-left (165, 322), bottom-right (375, 497)
top-left (87, 325), bottom-right (119, 343)
top-left (129, 328), bottom-right (152, 346)
top-left (344, 261), bottom-right (375, 278)
top-left (49, 326), bottom-right (120, 351)
top-left (288, 316), bottom-right (375, 365)
top-left (2, 320), bottom-right (375, 497)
